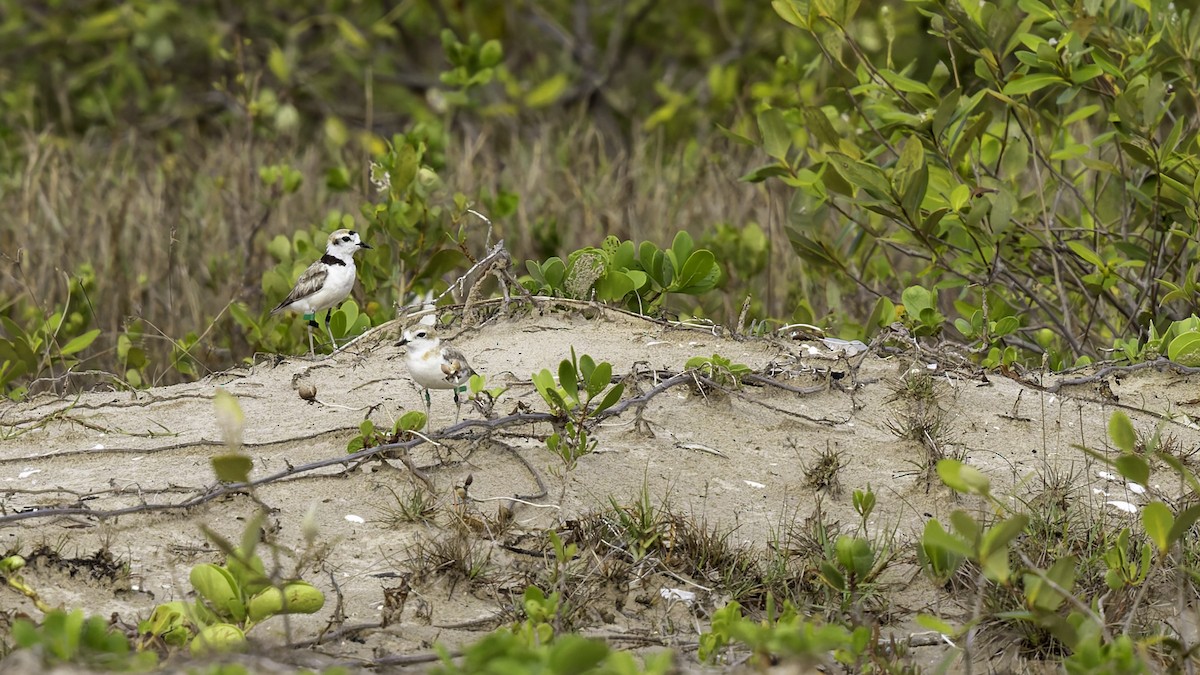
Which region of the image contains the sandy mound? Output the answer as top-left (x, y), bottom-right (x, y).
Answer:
top-left (2, 308), bottom-right (1195, 670)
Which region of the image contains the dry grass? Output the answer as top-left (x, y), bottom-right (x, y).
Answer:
top-left (1, 121), bottom-right (786, 385)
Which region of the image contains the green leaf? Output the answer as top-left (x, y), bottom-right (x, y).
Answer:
top-left (525, 73), bottom-right (569, 108)
top-left (1002, 73), bottom-right (1067, 96)
top-left (558, 359), bottom-right (578, 402)
top-left (1142, 502), bottom-right (1173, 554)
top-left (826, 153), bottom-right (892, 199)
top-left (670, 230), bottom-right (695, 270)
top-left (901, 285), bottom-right (934, 315)
top-left (715, 123), bottom-right (755, 146)
top-left (213, 389), bottom-right (245, 448)
top-left (740, 163), bottom-right (791, 182)
top-left (593, 383), bottom-right (624, 415)
top-left (479, 39), bottom-right (503, 68)
top-left (916, 613), bottom-right (958, 637)
top-left (835, 536), bottom-right (875, 578)
top-left (950, 510), bottom-right (980, 541)
top-left (1168, 333), bottom-right (1200, 366)
top-left (1026, 556), bottom-right (1077, 611)
top-left (981, 547), bottom-right (1012, 584)
top-left (60, 329), bottom-right (100, 356)
top-left (587, 361), bottom-right (612, 399)
top-left (1070, 64), bottom-right (1104, 84)
top-left (674, 250), bottom-right (720, 294)
top-left (548, 634), bottom-right (609, 673)
top-left (1108, 412), bottom-right (1137, 453)
top-left (937, 459), bottom-right (990, 495)
top-left (398, 410), bottom-right (427, 431)
top-left (895, 136), bottom-right (928, 218)
top-left (594, 269), bottom-right (634, 302)
top-left (1066, 241), bottom-right (1105, 268)
top-left (992, 316), bottom-right (1019, 337)
top-left (981, 514), bottom-right (1029, 557)
top-left (932, 90), bottom-right (961, 138)
top-left (189, 564), bottom-right (246, 622)
top-left (758, 108), bottom-right (792, 161)
top-left (771, 0), bottom-right (810, 28)
top-left (1168, 504), bottom-right (1200, 546)
top-left (211, 454), bottom-right (253, 483)
top-left (1114, 454), bottom-right (1149, 487)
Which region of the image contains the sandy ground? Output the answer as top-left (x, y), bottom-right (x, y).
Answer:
top-left (1, 307), bottom-right (1197, 672)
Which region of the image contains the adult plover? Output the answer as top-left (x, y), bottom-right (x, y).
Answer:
top-left (398, 314), bottom-right (477, 427)
top-left (271, 228), bottom-right (371, 355)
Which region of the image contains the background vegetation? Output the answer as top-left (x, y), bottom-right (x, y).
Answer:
top-left (2, 0), bottom-right (1200, 385)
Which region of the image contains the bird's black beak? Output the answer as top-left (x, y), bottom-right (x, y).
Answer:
top-left (359, 242), bottom-right (373, 249)
top-left (397, 338), bottom-right (409, 347)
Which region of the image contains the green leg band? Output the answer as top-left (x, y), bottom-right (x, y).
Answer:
top-left (303, 313), bottom-right (316, 321)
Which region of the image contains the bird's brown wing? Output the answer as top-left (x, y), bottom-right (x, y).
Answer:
top-left (440, 347), bottom-right (476, 386)
top-left (271, 261), bottom-right (328, 313)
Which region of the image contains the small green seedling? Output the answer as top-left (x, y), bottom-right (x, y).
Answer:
top-left (532, 348), bottom-right (624, 467)
top-left (685, 353), bottom-right (751, 387)
top-left (346, 411), bottom-right (428, 453)
top-left (467, 373), bottom-right (507, 418)
top-left (2, 553), bottom-right (50, 612)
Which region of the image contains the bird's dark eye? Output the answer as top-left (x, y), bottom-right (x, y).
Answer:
top-left (342, 236), bottom-right (351, 242)
top-left (416, 331), bottom-right (427, 338)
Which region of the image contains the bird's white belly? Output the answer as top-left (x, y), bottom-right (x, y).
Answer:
top-left (294, 265), bottom-right (356, 313)
top-left (406, 351), bottom-right (458, 389)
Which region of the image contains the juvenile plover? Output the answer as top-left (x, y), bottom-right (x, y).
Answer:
top-left (397, 314), bottom-right (477, 428)
top-left (271, 228), bottom-right (371, 355)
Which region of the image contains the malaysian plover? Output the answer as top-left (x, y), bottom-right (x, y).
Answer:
top-left (271, 228), bottom-right (371, 355)
top-left (397, 314), bottom-right (477, 428)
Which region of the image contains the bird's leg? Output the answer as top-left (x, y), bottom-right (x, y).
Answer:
top-left (423, 388), bottom-right (432, 433)
top-left (324, 309), bottom-right (337, 351)
top-left (303, 313), bottom-right (318, 357)
top-left (453, 387), bottom-right (464, 424)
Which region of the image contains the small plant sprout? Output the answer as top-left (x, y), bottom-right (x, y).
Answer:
top-left (698, 600), bottom-right (872, 668)
top-left (852, 485), bottom-right (875, 534)
top-left (210, 390), bottom-right (252, 484)
top-left (685, 353), bottom-right (751, 387)
top-left (467, 372), bottom-right (506, 418)
top-left (532, 348), bottom-right (624, 467)
top-left (1, 553), bottom-right (51, 613)
top-left (346, 411), bottom-right (428, 453)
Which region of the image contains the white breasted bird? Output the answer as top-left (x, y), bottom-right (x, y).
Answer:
top-left (271, 228), bottom-right (371, 356)
top-left (398, 314), bottom-right (477, 428)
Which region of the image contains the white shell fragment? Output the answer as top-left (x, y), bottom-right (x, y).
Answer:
top-left (1126, 482), bottom-right (1146, 495)
top-left (819, 337), bottom-right (869, 356)
top-left (344, 514), bottom-right (365, 524)
top-left (1106, 501), bottom-right (1138, 514)
top-left (659, 588), bottom-right (696, 604)
top-left (743, 480), bottom-right (765, 489)
top-left (17, 468), bottom-right (40, 479)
